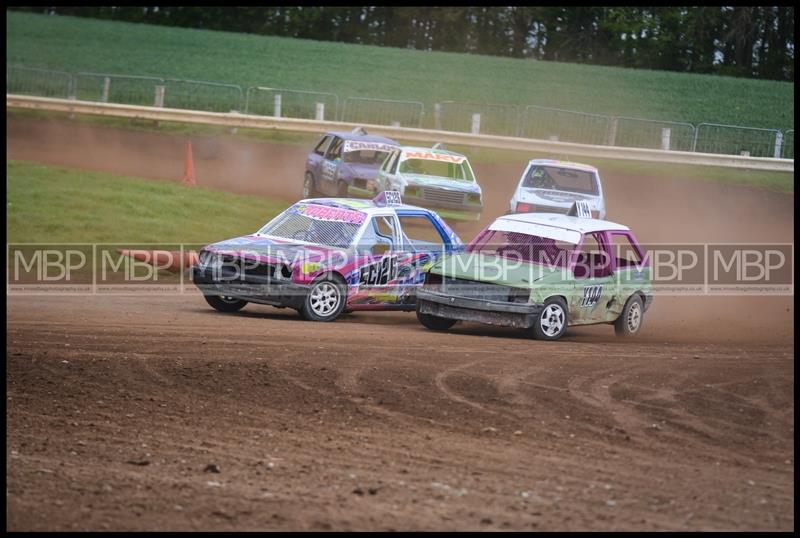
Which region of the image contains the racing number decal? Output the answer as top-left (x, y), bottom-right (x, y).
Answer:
top-left (580, 285), bottom-right (603, 308)
top-left (359, 256), bottom-right (397, 286)
top-left (322, 160), bottom-right (337, 182)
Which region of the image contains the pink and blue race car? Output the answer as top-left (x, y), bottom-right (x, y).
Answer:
top-left (192, 193), bottom-right (463, 321)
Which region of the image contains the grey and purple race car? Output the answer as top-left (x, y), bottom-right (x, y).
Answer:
top-left (192, 192), bottom-right (463, 322)
top-left (304, 128), bottom-right (399, 199)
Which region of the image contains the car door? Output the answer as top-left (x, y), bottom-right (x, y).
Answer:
top-left (319, 136), bottom-right (344, 195)
top-left (307, 134), bottom-right (332, 187)
top-left (568, 231), bottom-right (617, 324)
top-left (393, 210), bottom-right (454, 305)
top-left (354, 213), bottom-right (403, 304)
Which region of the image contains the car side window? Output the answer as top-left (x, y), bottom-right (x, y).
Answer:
top-left (314, 135), bottom-right (331, 156)
top-left (573, 233), bottom-right (612, 279)
top-left (390, 152), bottom-right (402, 174)
top-left (382, 150), bottom-right (398, 174)
top-left (610, 232), bottom-right (643, 269)
top-left (397, 214), bottom-right (446, 252)
top-left (359, 215), bottom-right (399, 256)
top-left (326, 137), bottom-right (343, 160)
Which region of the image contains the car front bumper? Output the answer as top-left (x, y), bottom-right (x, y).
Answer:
top-left (192, 266), bottom-right (308, 310)
top-left (402, 194), bottom-right (482, 222)
top-left (416, 288), bottom-right (543, 329)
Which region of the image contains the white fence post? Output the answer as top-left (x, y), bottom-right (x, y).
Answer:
top-left (434, 103), bottom-right (442, 130)
top-left (101, 76), bottom-right (111, 103)
top-left (315, 102), bottom-right (325, 121)
top-left (273, 93), bottom-right (282, 118)
top-left (607, 117), bottom-right (618, 146)
top-left (774, 132), bottom-right (783, 159)
top-left (154, 85), bottom-right (165, 108)
top-left (471, 113), bottom-right (481, 135)
top-left (661, 127), bottom-right (671, 151)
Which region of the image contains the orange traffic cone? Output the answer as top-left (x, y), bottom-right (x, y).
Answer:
top-left (116, 249), bottom-right (199, 273)
top-left (182, 140), bottom-right (196, 187)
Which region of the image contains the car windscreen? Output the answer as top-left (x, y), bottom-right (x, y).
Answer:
top-left (343, 149), bottom-right (391, 166)
top-left (258, 204), bottom-right (365, 248)
top-left (523, 166), bottom-right (598, 195)
top-left (467, 229), bottom-right (576, 267)
top-left (398, 158), bottom-right (474, 181)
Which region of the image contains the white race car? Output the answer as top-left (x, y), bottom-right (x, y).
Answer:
top-left (508, 160), bottom-right (606, 219)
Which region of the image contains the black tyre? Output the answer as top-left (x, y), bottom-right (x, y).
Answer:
top-left (300, 275), bottom-right (347, 322)
top-left (532, 296), bottom-right (568, 340)
top-left (336, 180), bottom-right (349, 197)
top-left (204, 294), bottom-right (247, 313)
top-left (303, 172), bottom-right (319, 198)
top-left (416, 304), bottom-right (457, 331)
top-left (614, 295), bottom-right (644, 337)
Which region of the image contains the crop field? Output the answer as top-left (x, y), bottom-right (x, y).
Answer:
top-left (6, 11), bottom-right (794, 131)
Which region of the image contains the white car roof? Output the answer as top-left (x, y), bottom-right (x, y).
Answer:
top-left (527, 159), bottom-right (598, 173)
top-left (497, 212), bottom-right (629, 234)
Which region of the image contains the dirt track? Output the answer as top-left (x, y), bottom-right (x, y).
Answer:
top-left (5, 116), bottom-right (796, 530)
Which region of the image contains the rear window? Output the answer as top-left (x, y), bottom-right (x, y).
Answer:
top-left (523, 166), bottom-right (598, 195)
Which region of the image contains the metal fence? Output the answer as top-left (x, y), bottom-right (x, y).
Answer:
top-left (163, 79), bottom-right (243, 113)
top-left (75, 72), bottom-right (164, 107)
top-left (339, 97), bottom-right (424, 128)
top-left (693, 123), bottom-right (783, 158)
top-left (6, 64), bottom-right (794, 160)
top-left (520, 105), bottom-right (610, 146)
top-left (781, 130), bottom-right (794, 159)
top-left (6, 65), bottom-right (74, 99)
top-left (245, 87), bottom-right (338, 121)
top-left (438, 101), bottom-right (520, 136)
top-left (613, 117), bottom-right (696, 152)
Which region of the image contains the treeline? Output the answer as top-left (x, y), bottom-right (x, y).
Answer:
top-left (13, 6), bottom-right (795, 81)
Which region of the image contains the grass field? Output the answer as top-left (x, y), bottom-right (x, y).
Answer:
top-left (7, 160), bottom-right (286, 243)
top-left (6, 11), bottom-right (794, 131)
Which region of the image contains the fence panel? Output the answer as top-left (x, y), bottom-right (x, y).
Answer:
top-left (245, 87), bottom-right (339, 121)
top-left (6, 65), bottom-right (74, 98)
top-left (520, 105), bottom-right (610, 145)
top-left (613, 117), bottom-right (696, 151)
top-left (781, 130), bottom-right (794, 159)
top-left (340, 97), bottom-right (424, 128)
top-left (75, 72), bottom-right (164, 106)
top-left (438, 101), bottom-right (520, 136)
top-left (693, 123), bottom-right (782, 158)
top-left (164, 79), bottom-right (243, 113)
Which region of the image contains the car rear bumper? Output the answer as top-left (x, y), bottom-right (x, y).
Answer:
top-left (192, 266), bottom-right (307, 310)
top-left (416, 288), bottom-right (542, 329)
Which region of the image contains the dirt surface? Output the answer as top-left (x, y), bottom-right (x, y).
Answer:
top-left (5, 116), bottom-right (795, 530)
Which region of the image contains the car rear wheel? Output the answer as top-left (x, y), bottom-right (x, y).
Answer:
top-left (300, 275), bottom-right (347, 322)
top-left (303, 172), bottom-right (318, 198)
top-left (614, 295), bottom-right (644, 337)
top-left (204, 295), bottom-right (248, 313)
top-left (416, 306), bottom-right (457, 331)
top-left (532, 297), bottom-right (568, 340)
top-left (336, 180), bottom-right (349, 197)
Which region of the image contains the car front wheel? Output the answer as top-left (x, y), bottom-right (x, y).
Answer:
top-left (300, 276), bottom-right (347, 322)
top-left (614, 295), bottom-right (644, 337)
top-left (416, 305), bottom-right (457, 331)
top-left (204, 295), bottom-right (248, 313)
top-left (532, 297), bottom-right (568, 340)
top-left (303, 172), bottom-right (318, 198)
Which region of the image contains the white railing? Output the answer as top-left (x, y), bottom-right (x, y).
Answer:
top-left (6, 94), bottom-right (794, 172)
